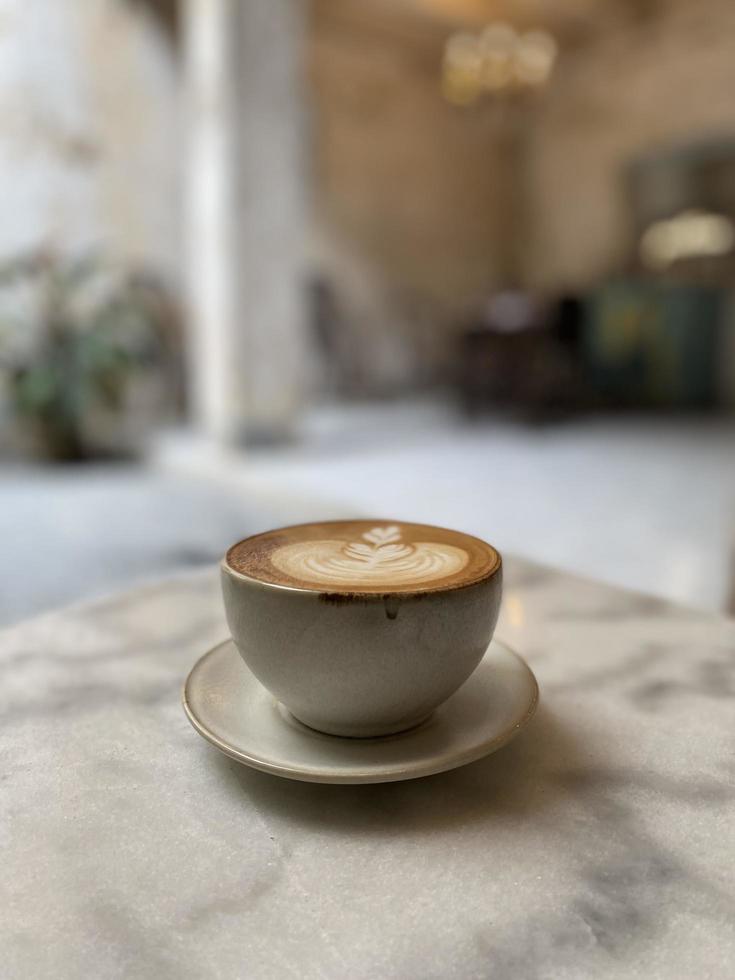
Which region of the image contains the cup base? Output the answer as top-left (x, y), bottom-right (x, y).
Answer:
top-left (280, 703), bottom-right (435, 739)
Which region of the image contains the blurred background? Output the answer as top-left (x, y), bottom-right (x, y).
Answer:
top-left (1, 0), bottom-right (735, 625)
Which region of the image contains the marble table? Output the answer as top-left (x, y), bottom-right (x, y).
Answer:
top-left (2, 558), bottom-right (734, 979)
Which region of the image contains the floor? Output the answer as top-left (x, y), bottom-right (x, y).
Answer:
top-left (170, 400), bottom-right (735, 613)
top-left (3, 401), bottom-right (734, 626)
top-left (0, 466), bottom-right (295, 627)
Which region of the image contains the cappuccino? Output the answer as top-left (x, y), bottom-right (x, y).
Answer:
top-left (226, 520), bottom-right (499, 594)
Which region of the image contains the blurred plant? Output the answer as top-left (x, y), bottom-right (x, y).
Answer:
top-left (0, 248), bottom-right (169, 461)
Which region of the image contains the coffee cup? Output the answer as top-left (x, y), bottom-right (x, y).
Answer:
top-left (221, 520), bottom-right (502, 737)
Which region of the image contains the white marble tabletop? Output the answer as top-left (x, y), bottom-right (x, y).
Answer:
top-left (2, 557), bottom-right (734, 979)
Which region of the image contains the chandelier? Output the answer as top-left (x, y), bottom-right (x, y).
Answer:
top-left (441, 23), bottom-right (558, 105)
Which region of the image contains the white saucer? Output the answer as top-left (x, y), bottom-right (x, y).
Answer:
top-left (182, 638), bottom-right (538, 784)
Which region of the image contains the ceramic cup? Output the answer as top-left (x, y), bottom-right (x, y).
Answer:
top-left (221, 520), bottom-right (502, 737)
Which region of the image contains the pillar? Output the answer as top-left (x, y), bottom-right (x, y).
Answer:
top-left (183, 0), bottom-right (308, 445)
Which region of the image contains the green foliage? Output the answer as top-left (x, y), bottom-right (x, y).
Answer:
top-left (0, 248), bottom-right (167, 460)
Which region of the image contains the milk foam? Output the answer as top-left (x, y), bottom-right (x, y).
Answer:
top-left (270, 525), bottom-right (469, 587)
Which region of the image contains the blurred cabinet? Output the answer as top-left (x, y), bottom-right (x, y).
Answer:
top-left (584, 282), bottom-right (724, 408)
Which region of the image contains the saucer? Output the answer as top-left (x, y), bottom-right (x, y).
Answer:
top-left (182, 638), bottom-right (538, 784)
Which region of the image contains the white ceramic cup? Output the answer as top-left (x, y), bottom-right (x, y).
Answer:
top-left (221, 521), bottom-right (502, 738)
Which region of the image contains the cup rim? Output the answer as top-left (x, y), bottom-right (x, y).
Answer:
top-left (221, 519), bottom-right (502, 599)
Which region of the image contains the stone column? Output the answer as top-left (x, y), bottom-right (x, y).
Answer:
top-left (183, 0), bottom-right (308, 445)
top-left (183, 0), bottom-right (240, 444)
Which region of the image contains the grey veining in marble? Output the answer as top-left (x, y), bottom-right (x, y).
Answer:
top-left (1, 558), bottom-right (734, 979)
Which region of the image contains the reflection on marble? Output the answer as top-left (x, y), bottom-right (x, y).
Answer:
top-left (1, 557), bottom-right (734, 979)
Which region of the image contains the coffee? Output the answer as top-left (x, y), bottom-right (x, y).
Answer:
top-left (226, 520), bottom-right (500, 594)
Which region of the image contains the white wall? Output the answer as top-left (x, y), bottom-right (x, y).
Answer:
top-left (0, 0), bottom-right (180, 280)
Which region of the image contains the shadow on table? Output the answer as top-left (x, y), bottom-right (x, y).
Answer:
top-left (212, 703), bottom-right (578, 835)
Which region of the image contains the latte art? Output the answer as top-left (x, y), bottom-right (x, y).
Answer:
top-left (227, 519), bottom-right (500, 594)
top-left (271, 525), bottom-right (469, 587)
